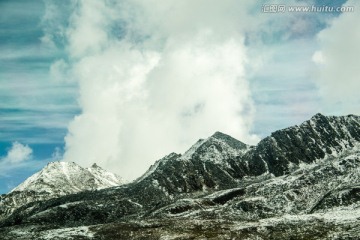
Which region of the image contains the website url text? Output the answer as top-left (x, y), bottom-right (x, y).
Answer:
top-left (262, 5), bottom-right (355, 13)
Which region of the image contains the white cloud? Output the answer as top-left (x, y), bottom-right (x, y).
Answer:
top-left (312, 0), bottom-right (360, 114)
top-left (55, 0), bottom-right (263, 180)
top-left (2, 142), bottom-right (33, 163)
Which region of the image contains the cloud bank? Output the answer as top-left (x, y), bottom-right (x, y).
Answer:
top-left (50, 0), bottom-right (261, 180)
top-left (312, 0), bottom-right (360, 114)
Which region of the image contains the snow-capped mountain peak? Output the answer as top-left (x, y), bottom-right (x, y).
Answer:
top-left (1, 161), bottom-right (124, 221)
top-left (11, 161), bottom-right (124, 195)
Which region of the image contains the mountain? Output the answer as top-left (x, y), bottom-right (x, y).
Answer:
top-left (12, 161), bottom-right (124, 194)
top-left (1, 113), bottom-right (360, 239)
top-left (0, 161), bottom-right (124, 220)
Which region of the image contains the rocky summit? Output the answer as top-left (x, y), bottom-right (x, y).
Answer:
top-left (1, 113), bottom-right (360, 239)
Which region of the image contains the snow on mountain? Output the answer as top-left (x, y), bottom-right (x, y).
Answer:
top-left (11, 161), bottom-right (124, 195)
top-left (0, 161), bottom-right (124, 220)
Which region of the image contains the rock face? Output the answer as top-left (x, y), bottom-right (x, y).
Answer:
top-left (1, 113), bottom-right (360, 239)
top-left (0, 162), bottom-right (124, 220)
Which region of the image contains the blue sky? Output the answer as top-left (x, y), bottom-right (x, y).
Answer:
top-left (0, 0), bottom-right (78, 192)
top-left (0, 0), bottom-right (359, 193)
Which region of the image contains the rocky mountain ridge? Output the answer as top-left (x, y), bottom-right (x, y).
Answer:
top-left (1, 113), bottom-right (360, 239)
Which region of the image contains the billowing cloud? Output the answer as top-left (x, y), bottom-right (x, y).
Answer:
top-left (52, 0), bottom-right (261, 180)
top-left (2, 142), bottom-right (33, 163)
top-left (312, 0), bottom-right (360, 114)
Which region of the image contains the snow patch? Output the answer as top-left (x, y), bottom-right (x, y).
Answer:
top-left (39, 226), bottom-right (94, 239)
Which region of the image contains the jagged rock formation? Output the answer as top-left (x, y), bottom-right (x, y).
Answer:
top-left (1, 113), bottom-right (360, 239)
top-left (0, 162), bottom-right (124, 220)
